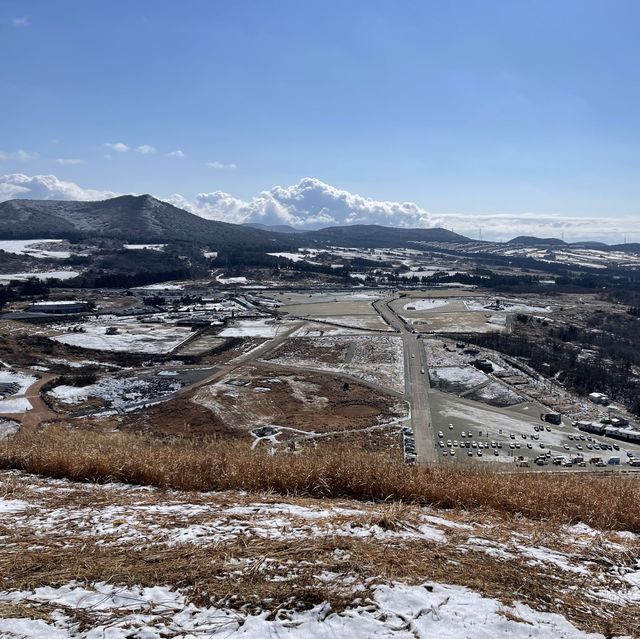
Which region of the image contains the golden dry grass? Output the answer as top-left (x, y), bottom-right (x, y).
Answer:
top-left (2, 425), bottom-right (640, 532)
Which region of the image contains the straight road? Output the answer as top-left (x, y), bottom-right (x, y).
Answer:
top-left (373, 297), bottom-right (437, 464)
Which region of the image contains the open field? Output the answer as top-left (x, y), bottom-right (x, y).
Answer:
top-left (190, 364), bottom-right (406, 438)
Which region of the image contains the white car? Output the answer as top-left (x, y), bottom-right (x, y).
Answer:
top-left (438, 431), bottom-right (444, 438)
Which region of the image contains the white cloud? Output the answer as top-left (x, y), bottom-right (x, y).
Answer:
top-left (12, 16), bottom-right (29, 27)
top-left (171, 177), bottom-right (432, 228)
top-left (55, 158), bottom-right (84, 165)
top-left (104, 142), bottom-right (130, 153)
top-left (207, 161), bottom-right (236, 170)
top-left (0, 149), bottom-right (38, 161)
top-left (0, 174), bottom-right (117, 202)
top-left (167, 150), bottom-right (185, 158)
top-left (136, 144), bottom-right (157, 155)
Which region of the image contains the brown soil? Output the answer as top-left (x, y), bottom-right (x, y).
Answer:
top-left (117, 394), bottom-right (248, 440)
top-left (264, 337), bottom-right (349, 366)
top-left (190, 364), bottom-right (404, 435)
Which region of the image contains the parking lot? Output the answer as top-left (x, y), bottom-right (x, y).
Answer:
top-left (428, 391), bottom-right (640, 468)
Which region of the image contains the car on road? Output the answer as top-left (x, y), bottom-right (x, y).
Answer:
top-left (564, 444), bottom-right (570, 450)
top-left (438, 431), bottom-right (444, 438)
top-left (510, 434), bottom-right (515, 439)
top-left (420, 369), bottom-right (425, 374)
top-left (576, 444), bottom-right (583, 450)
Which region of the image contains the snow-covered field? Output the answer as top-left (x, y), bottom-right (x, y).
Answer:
top-left (216, 274), bottom-right (249, 284)
top-left (267, 335), bottom-right (405, 393)
top-left (123, 244), bottom-right (166, 251)
top-left (0, 270), bottom-right (80, 282)
top-left (0, 239), bottom-right (72, 259)
top-left (48, 375), bottom-right (182, 411)
top-left (428, 366), bottom-right (488, 392)
top-left (219, 318), bottom-right (280, 338)
top-left (465, 299), bottom-right (552, 313)
top-left (51, 316), bottom-right (193, 354)
top-left (0, 471), bottom-right (637, 638)
top-left (404, 299), bottom-right (450, 311)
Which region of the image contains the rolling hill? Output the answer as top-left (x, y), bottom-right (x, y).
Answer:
top-left (0, 195), bottom-right (294, 250)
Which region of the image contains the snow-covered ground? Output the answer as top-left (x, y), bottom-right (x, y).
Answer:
top-left (51, 316), bottom-right (193, 354)
top-left (465, 299), bottom-right (552, 313)
top-left (219, 318), bottom-right (280, 338)
top-left (0, 581), bottom-right (611, 639)
top-left (0, 397), bottom-right (32, 413)
top-left (0, 239), bottom-right (72, 259)
top-left (48, 375), bottom-right (182, 411)
top-left (0, 471), bottom-right (637, 638)
top-left (429, 366), bottom-right (487, 391)
top-left (267, 335), bottom-right (405, 393)
top-left (216, 274), bottom-right (249, 284)
top-left (0, 369), bottom-right (37, 396)
top-left (403, 298), bottom-right (450, 311)
top-left (0, 270), bottom-right (80, 282)
top-left (123, 244), bottom-right (166, 251)
top-left (0, 369), bottom-right (37, 414)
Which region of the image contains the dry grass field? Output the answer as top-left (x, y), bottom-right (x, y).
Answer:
top-left (3, 426), bottom-right (640, 533)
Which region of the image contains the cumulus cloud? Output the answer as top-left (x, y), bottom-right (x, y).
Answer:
top-left (167, 150), bottom-right (185, 158)
top-left (207, 161), bottom-right (237, 170)
top-left (136, 144), bottom-right (157, 154)
top-left (55, 158), bottom-right (84, 165)
top-left (0, 149), bottom-right (38, 161)
top-left (12, 16), bottom-right (29, 27)
top-left (171, 177), bottom-right (432, 229)
top-left (104, 142), bottom-right (130, 153)
top-left (0, 174), bottom-right (117, 202)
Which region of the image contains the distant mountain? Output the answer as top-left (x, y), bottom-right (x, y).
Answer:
top-left (244, 222), bottom-right (305, 234)
top-left (302, 224), bottom-right (470, 248)
top-left (507, 236), bottom-right (567, 247)
top-left (0, 195), bottom-right (295, 250)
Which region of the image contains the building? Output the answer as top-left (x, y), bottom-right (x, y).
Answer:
top-left (588, 392), bottom-right (610, 406)
top-left (25, 300), bottom-right (91, 315)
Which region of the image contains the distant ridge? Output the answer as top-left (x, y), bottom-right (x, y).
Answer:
top-left (303, 224), bottom-right (471, 247)
top-left (507, 236), bottom-right (567, 247)
top-left (244, 222), bottom-right (305, 234)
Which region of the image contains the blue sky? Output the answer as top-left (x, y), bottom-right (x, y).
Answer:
top-left (1, 0), bottom-right (640, 240)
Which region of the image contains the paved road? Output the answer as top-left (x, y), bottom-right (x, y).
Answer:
top-left (373, 298), bottom-right (437, 464)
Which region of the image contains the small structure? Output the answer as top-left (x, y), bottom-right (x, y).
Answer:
top-left (25, 300), bottom-right (90, 315)
top-left (588, 392), bottom-right (610, 406)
